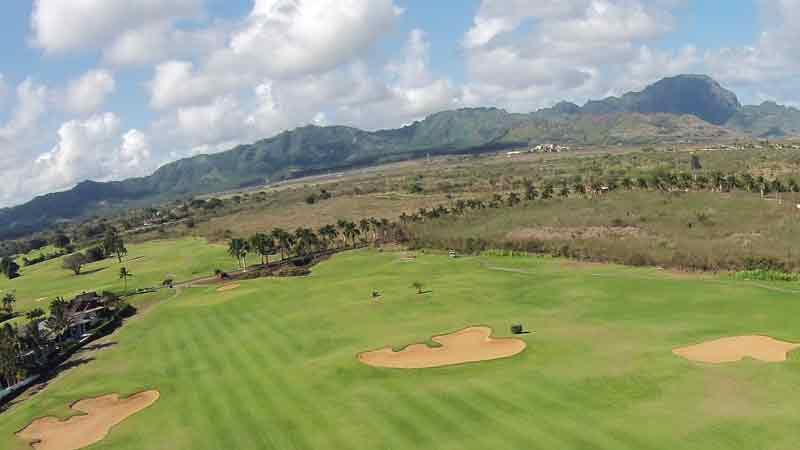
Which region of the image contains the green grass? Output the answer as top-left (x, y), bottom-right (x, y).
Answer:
top-left (3, 249), bottom-right (800, 449)
top-left (0, 238), bottom-right (234, 312)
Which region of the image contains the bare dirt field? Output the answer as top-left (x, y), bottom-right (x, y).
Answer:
top-left (17, 390), bottom-right (160, 450)
top-left (673, 336), bottom-right (800, 364)
top-left (358, 326), bottom-right (526, 369)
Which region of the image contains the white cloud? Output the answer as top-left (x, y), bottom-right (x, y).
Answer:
top-left (31, 0), bottom-right (202, 54)
top-left (704, 0), bottom-right (800, 104)
top-left (32, 114), bottom-right (157, 195)
top-left (461, 0), bottom-right (693, 111)
top-left (225, 0), bottom-right (402, 78)
top-left (148, 60), bottom-right (246, 109)
top-left (65, 69), bottom-right (116, 114)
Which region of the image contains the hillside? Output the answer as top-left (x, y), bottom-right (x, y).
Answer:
top-left (0, 108), bottom-right (529, 239)
top-left (501, 113), bottom-right (738, 146)
top-left (2, 74), bottom-right (800, 239)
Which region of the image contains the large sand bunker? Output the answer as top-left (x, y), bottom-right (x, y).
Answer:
top-left (17, 390), bottom-right (160, 450)
top-left (216, 284), bottom-right (240, 292)
top-left (358, 326), bottom-right (526, 369)
top-left (673, 336), bottom-right (800, 364)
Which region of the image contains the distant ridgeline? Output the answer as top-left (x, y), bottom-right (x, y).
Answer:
top-left (2, 74), bottom-right (799, 239)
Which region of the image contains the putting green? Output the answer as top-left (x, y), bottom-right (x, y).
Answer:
top-left (3, 250), bottom-right (800, 450)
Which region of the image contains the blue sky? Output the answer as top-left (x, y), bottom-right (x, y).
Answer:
top-left (1, 0), bottom-right (798, 207)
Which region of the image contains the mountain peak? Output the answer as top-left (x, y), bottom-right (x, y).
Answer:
top-left (581, 74), bottom-right (741, 125)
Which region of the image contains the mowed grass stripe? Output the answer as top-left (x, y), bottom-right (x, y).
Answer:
top-left (179, 312), bottom-right (242, 450)
top-left (381, 377), bottom-right (494, 450)
top-left (238, 302), bottom-right (349, 450)
top-left (517, 375), bottom-right (664, 450)
top-left (469, 377), bottom-right (649, 450)
top-left (201, 305), bottom-right (279, 449)
top-left (158, 311), bottom-right (198, 450)
top-left (233, 307), bottom-right (316, 450)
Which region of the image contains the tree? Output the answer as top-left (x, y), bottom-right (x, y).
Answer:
top-left (2, 292), bottom-right (15, 315)
top-left (411, 281), bottom-right (425, 294)
top-left (506, 192), bottom-right (521, 207)
top-left (358, 219), bottom-right (372, 244)
top-left (25, 308), bottom-right (45, 321)
top-left (62, 253), bottom-right (87, 275)
top-left (249, 233), bottom-right (275, 265)
top-left (119, 267), bottom-right (131, 293)
top-left (103, 228), bottom-right (127, 263)
top-left (47, 298), bottom-right (72, 342)
top-left (228, 238), bottom-right (249, 270)
top-left (293, 228), bottom-right (319, 257)
top-left (51, 233), bottom-right (71, 249)
top-left (318, 225), bottom-right (338, 250)
top-left (0, 323), bottom-right (22, 388)
top-left (0, 257), bottom-right (20, 280)
top-left (342, 221), bottom-right (359, 247)
top-left (271, 228), bottom-right (293, 260)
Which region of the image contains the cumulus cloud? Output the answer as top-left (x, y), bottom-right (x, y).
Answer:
top-left (65, 69), bottom-right (116, 114)
top-left (704, 0), bottom-right (800, 104)
top-left (225, 0), bottom-right (402, 78)
top-left (33, 114), bottom-right (156, 194)
top-left (461, 0), bottom-right (694, 111)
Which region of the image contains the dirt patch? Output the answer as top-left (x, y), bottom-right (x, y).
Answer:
top-left (673, 336), bottom-right (800, 364)
top-left (358, 326), bottom-right (526, 369)
top-left (216, 284), bottom-right (240, 292)
top-left (507, 226), bottom-right (643, 241)
top-left (17, 390), bottom-right (160, 450)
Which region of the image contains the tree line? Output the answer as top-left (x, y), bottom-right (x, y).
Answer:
top-left (226, 219), bottom-right (403, 270)
top-left (0, 292), bottom-right (126, 391)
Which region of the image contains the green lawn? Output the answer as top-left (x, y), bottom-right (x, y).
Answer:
top-left (2, 250), bottom-right (800, 449)
top-left (0, 238), bottom-right (234, 312)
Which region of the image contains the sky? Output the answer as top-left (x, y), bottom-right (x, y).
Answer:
top-left (1, 0), bottom-right (799, 208)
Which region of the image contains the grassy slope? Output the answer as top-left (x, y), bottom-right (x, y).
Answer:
top-left (0, 238), bottom-right (234, 312)
top-left (2, 250), bottom-right (800, 449)
top-left (408, 190), bottom-right (800, 271)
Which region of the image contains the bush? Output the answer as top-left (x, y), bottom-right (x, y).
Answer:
top-left (85, 246), bottom-right (107, 262)
top-left (275, 266), bottom-right (310, 277)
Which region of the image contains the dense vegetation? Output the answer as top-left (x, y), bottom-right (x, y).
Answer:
top-left (3, 75), bottom-right (800, 240)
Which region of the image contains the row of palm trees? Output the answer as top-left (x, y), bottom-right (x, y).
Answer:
top-left (392, 171), bottom-right (800, 226)
top-left (227, 219), bottom-right (402, 270)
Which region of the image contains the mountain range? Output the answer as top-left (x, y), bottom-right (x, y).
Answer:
top-left (2, 74), bottom-right (800, 239)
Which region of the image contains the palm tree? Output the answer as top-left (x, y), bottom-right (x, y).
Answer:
top-left (318, 225), bottom-right (338, 250)
top-left (250, 233), bottom-right (275, 265)
top-left (0, 324), bottom-right (22, 388)
top-left (293, 228), bottom-right (319, 256)
top-left (342, 221), bottom-right (359, 247)
top-left (119, 267), bottom-right (131, 293)
top-left (358, 219), bottom-right (371, 244)
top-left (506, 192), bottom-right (521, 207)
top-left (47, 298), bottom-right (72, 343)
top-left (228, 238), bottom-right (249, 269)
top-left (1, 292), bottom-right (15, 315)
top-left (271, 228), bottom-right (293, 260)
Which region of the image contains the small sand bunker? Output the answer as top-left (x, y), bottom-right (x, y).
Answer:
top-left (359, 326), bottom-right (526, 369)
top-left (17, 390), bottom-right (160, 450)
top-left (216, 284), bottom-right (240, 292)
top-left (673, 336), bottom-right (800, 364)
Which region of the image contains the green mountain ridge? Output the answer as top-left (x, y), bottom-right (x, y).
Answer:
top-left (2, 75), bottom-right (799, 239)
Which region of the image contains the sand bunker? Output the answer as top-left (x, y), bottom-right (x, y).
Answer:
top-left (358, 326), bottom-right (526, 369)
top-left (216, 284), bottom-right (240, 292)
top-left (673, 336), bottom-right (800, 364)
top-left (17, 390), bottom-right (160, 450)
